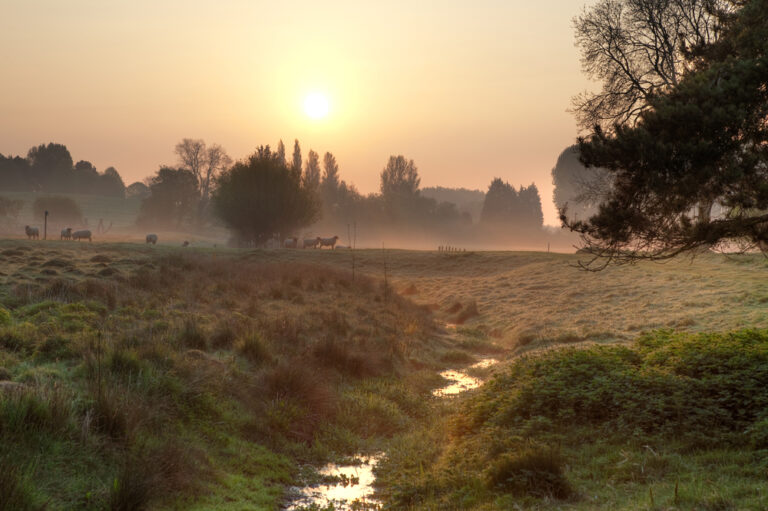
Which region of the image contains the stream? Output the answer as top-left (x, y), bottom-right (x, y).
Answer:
top-left (283, 357), bottom-right (498, 510)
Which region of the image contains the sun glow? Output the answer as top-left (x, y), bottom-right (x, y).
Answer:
top-left (304, 92), bottom-right (330, 119)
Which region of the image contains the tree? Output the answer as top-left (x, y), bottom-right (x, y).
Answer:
top-left (276, 139), bottom-right (286, 166)
top-left (566, 0), bottom-right (768, 267)
top-left (291, 139), bottom-right (302, 179)
top-left (572, 0), bottom-right (732, 131)
top-left (27, 143), bottom-right (74, 191)
top-left (99, 167), bottom-right (126, 198)
top-left (126, 181), bottom-right (151, 199)
top-left (303, 149), bottom-right (321, 191)
top-left (174, 138), bottom-right (232, 219)
top-left (33, 196), bottom-right (82, 225)
top-left (552, 145), bottom-right (610, 222)
top-left (480, 178), bottom-right (544, 230)
top-left (380, 155), bottom-right (420, 198)
top-left (137, 167), bottom-right (199, 229)
top-left (213, 146), bottom-right (319, 246)
top-left (320, 152), bottom-right (341, 215)
top-left (0, 154), bottom-right (32, 191)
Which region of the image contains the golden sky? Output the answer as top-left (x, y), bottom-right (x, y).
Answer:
top-left (1, 0), bottom-right (595, 225)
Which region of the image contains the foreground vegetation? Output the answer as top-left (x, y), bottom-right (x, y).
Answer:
top-left (1, 242), bottom-right (767, 509)
top-left (378, 329), bottom-right (768, 509)
top-left (0, 241), bottom-right (478, 510)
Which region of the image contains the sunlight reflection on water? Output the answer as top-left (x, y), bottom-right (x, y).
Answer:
top-left (432, 358), bottom-right (498, 397)
top-left (286, 358), bottom-right (498, 509)
top-left (285, 454), bottom-right (383, 510)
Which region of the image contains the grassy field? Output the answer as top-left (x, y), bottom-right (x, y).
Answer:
top-left (0, 241), bottom-right (767, 509)
top-left (234, 248), bottom-right (768, 348)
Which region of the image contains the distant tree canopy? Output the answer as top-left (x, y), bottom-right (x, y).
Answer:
top-left (126, 181), bottom-right (151, 199)
top-left (0, 142), bottom-right (126, 197)
top-left (551, 145), bottom-right (610, 222)
top-left (32, 196), bottom-right (83, 226)
top-left (567, 0), bottom-right (768, 266)
top-left (137, 167), bottom-right (199, 229)
top-left (481, 179), bottom-right (544, 229)
top-left (213, 146), bottom-right (319, 246)
top-left (303, 149), bottom-right (321, 192)
top-left (421, 186), bottom-right (485, 222)
top-left (380, 155), bottom-right (420, 199)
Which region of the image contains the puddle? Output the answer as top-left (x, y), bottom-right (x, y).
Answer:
top-left (285, 454), bottom-right (383, 510)
top-left (286, 359), bottom-right (499, 509)
top-left (432, 358), bottom-right (498, 397)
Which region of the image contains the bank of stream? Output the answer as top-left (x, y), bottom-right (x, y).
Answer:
top-left (283, 357), bottom-right (499, 510)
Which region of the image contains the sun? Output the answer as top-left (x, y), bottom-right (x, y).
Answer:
top-left (304, 92), bottom-right (330, 119)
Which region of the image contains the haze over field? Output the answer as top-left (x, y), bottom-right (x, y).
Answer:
top-left (0, 0), bottom-right (596, 226)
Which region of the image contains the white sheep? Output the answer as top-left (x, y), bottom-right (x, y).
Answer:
top-left (318, 236), bottom-right (339, 249)
top-left (60, 228), bottom-right (72, 240)
top-left (146, 233), bottom-right (158, 245)
top-left (24, 226), bottom-right (39, 240)
top-left (72, 230), bottom-right (92, 242)
top-left (303, 237), bottom-right (321, 249)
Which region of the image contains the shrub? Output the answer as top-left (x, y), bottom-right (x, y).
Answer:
top-left (0, 387), bottom-right (72, 435)
top-left (237, 333), bottom-right (270, 366)
top-left (32, 196), bottom-right (82, 225)
top-left (470, 329), bottom-right (768, 446)
top-left (0, 308), bottom-right (10, 327)
top-left (178, 319), bottom-right (207, 351)
top-left (484, 446), bottom-right (572, 499)
top-left (0, 458), bottom-right (42, 511)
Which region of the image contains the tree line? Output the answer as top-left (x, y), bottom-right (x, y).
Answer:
top-left (136, 137), bottom-right (548, 246)
top-left (0, 143), bottom-right (126, 197)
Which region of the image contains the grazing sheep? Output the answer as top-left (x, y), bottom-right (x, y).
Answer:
top-left (24, 226), bottom-right (39, 240)
top-left (72, 230), bottom-right (92, 242)
top-left (60, 227), bottom-right (72, 240)
top-left (302, 237), bottom-right (321, 249)
top-left (319, 236), bottom-right (339, 249)
top-left (146, 233), bottom-right (158, 245)
top-left (284, 237), bottom-right (298, 248)
top-left (335, 245), bottom-right (349, 250)
top-left (182, 240), bottom-right (189, 247)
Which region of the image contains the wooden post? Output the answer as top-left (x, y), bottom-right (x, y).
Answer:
top-left (44, 210), bottom-right (48, 240)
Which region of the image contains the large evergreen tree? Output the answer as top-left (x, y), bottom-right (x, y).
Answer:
top-left (567, 0), bottom-right (768, 266)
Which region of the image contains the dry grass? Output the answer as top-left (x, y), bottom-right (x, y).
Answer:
top-left (238, 249), bottom-right (768, 350)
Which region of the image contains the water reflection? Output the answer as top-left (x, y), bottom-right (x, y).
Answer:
top-left (432, 358), bottom-right (498, 397)
top-left (285, 454), bottom-right (383, 510)
top-left (286, 358), bottom-right (498, 509)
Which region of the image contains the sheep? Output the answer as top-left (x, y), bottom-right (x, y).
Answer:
top-left (182, 240), bottom-right (189, 247)
top-left (24, 226), bottom-right (39, 240)
top-left (72, 230), bottom-right (92, 242)
top-left (302, 237), bottom-right (321, 249)
top-left (319, 236), bottom-right (339, 249)
top-left (284, 237), bottom-right (298, 248)
top-left (146, 233), bottom-right (158, 245)
top-left (60, 228), bottom-right (72, 240)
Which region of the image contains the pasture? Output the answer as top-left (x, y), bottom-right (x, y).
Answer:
top-left (0, 240), bottom-right (767, 510)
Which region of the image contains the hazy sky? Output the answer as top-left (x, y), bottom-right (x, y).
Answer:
top-left (1, 0), bottom-right (595, 225)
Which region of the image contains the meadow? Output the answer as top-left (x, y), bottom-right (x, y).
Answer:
top-left (0, 240), bottom-right (767, 510)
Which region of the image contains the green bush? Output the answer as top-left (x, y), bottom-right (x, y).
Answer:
top-left (0, 308), bottom-right (11, 327)
top-left (472, 329), bottom-right (768, 446)
top-left (484, 446), bottom-right (571, 499)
